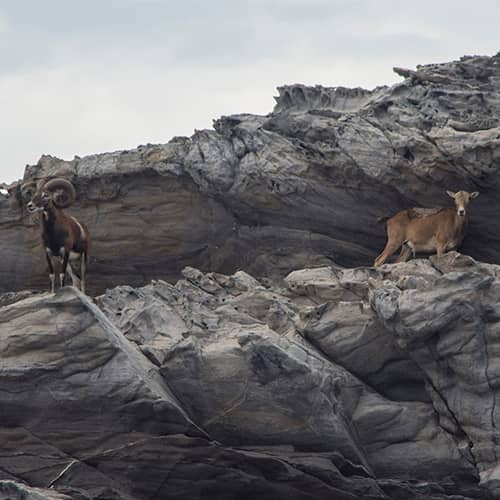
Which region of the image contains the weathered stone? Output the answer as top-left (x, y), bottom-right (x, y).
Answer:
top-left (370, 253), bottom-right (500, 497)
top-left (0, 481), bottom-right (72, 500)
top-left (2, 55), bottom-right (500, 295)
top-left (98, 263), bottom-right (489, 497)
top-left (2, 53), bottom-right (500, 500)
top-left (1, 254), bottom-right (498, 498)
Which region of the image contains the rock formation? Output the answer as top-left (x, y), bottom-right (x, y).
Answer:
top-left (0, 253), bottom-right (498, 499)
top-left (1, 54), bottom-right (500, 295)
top-left (1, 54), bottom-right (500, 499)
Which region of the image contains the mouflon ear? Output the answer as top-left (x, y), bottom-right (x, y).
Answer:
top-left (446, 190), bottom-right (456, 198)
top-left (470, 191), bottom-right (479, 199)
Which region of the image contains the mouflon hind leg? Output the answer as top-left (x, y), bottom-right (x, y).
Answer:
top-left (396, 243), bottom-right (413, 263)
top-left (81, 251), bottom-right (87, 294)
top-left (374, 240), bottom-right (404, 267)
top-left (59, 247), bottom-right (70, 288)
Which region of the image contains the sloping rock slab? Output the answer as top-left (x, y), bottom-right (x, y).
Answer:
top-left (98, 266), bottom-right (482, 497)
top-left (0, 287), bottom-right (386, 499)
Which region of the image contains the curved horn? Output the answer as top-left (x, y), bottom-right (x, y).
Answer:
top-left (43, 178), bottom-right (76, 208)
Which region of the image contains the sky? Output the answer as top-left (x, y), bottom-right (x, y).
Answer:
top-left (1, 0), bottom-right (499, 183)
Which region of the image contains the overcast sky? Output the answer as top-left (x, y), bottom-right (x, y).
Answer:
top-left (1, 0), bottom-right (498, 183)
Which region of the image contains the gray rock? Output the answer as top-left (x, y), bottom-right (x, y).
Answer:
top-left (370, 253), bottom-right (500, 497)
top-left (2, 54), bottom-right (500, 295)
top-left (0, 284), bottom-right (395, 500)
top-left (2, 52), bottom-right (500, 499)
top-left (97, 264), bottom-right (486, 498)
top-left (0, 481), bottom-right (72, 500)
top-left (1, 257), bottom-right (495, 498)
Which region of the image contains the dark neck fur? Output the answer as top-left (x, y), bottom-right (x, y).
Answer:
top-left (41, 204), bottom-right (59, 229)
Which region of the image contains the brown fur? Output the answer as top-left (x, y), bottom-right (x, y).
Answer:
top-left (28, 185), bottom-right (91, 293)
top-left (374, 190), bottom-right (478, 267)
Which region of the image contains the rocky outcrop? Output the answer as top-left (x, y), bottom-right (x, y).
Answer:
top-left (2, 54), bottom-right (500, 294)
top-left (2, 253), bottom-right (499, 499)
top-left (371, 252), bottom-right (500, 496)
top-left (2, 53), bottom-right (500, 499)
top-left (0, 481), bottom-right (72, 500)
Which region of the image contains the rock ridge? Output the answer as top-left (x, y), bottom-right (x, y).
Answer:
top-left (1, 54), bottom-right (500, 294)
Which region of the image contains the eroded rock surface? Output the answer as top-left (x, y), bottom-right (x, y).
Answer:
top-left (2, 252), bottom-right (500, 498)
top-left (371, 253), bottom-right (500, 497)
top-left (2, 53), bottom-right (500, 499)
top-left (2, 54), bottom-right (500, 294)
top-left (0, 286), bottom-right (387, 500)
top-left (0, 481), bottom-right (72, 500)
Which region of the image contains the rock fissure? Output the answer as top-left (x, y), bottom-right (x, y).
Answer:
top-left (423, 369), bottom-right (479, 471)
top-left (46, 459), bottom-right (78, 488)
top-left (480, 318), bottom-right (499, 463)
top-left (358, 115), bottom-right (398, 155)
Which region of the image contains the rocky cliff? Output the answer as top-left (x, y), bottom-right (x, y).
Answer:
top-left (0, 253), bottom-right (499, 499)
top-left (2, 53), bottom-right (500, 499)
top-left (1, 54), bottom-right (500, 295)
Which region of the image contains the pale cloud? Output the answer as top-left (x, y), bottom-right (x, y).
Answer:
top-left (0, 0), bottom-right (499, 182)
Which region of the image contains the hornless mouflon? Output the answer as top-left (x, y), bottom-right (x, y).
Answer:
top-left (374, 190), bottom-right (479, 266)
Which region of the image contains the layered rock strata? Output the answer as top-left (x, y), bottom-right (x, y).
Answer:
top-left (1, 54), bottom-right (500, 294)
top-left (0, 253), bottom-right (497, 499)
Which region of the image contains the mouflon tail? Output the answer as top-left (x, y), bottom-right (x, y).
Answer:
top-left (377, 215), bottom-right (390, 224)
